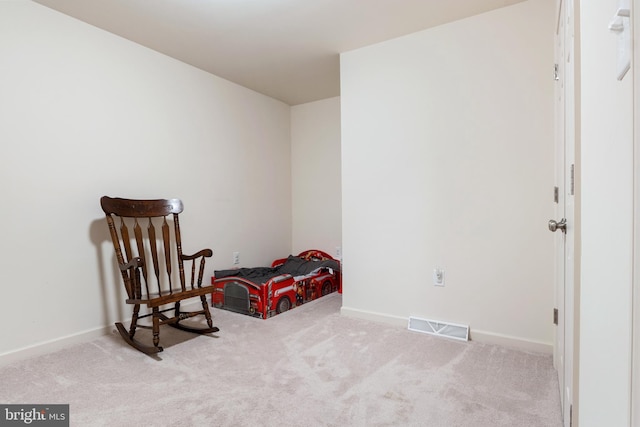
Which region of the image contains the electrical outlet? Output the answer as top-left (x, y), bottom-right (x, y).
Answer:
top-left (335, 246), bottom-right (342, 260)
top-left (233, 251), bottom-right (240, 265)
top-left (433, 268), bottom-right (445, 286)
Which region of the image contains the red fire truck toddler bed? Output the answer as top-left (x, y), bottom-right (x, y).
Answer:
top-left (211, 249), bottom-right (341, 319)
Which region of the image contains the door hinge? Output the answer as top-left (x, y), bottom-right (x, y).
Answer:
top-left (554, 64), bottom-right (560, 81)
top-left (553, 308), bottom-right (558, 325)
top-left (554, 186), bottom-right (559, 203)
top-left (570, 404), bottom-right (573, 427)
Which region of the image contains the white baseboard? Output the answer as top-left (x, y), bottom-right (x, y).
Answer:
top-left (0, 299), bottom-right (211, 368)
top-left (469, 329), bottom-right (553, 354)
top-left (340, 305), bottom-right (553, 354)
top-left (0, 326), bottom-right (113, 368)
top-left (340, 306), bottom-right (408, 327)
top-left (2, 301), bottom-right (552, 367)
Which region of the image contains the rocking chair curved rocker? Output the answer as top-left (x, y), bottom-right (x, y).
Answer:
top-left (101, 196), bottom-right (219, 354)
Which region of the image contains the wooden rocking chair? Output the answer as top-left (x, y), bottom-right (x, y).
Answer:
top-left (100, 196), bottom-right (219, 354)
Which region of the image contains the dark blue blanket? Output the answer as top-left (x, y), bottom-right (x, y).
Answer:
top-left (214, 255), bottom-right (340, 285)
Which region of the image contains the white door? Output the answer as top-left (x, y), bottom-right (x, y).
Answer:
top-left (633, 0), bottom-right (640, 423)
top-left (551, 1), bottom-right (575, 426)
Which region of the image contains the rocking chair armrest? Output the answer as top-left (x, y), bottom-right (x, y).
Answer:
top-left (182, 249), bottom-right (213, 261)
top-left (119, 257), bottom-right (144, 271)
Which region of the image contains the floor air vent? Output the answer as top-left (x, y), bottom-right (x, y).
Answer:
top-left (408, 316), bottom-right (469, 341)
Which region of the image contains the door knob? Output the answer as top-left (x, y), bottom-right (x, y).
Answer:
top-left (548, 218), bottom-right (567, 233)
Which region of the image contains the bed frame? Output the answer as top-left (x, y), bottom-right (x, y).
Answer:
top-left (211, 249), bottom-right (341, 319)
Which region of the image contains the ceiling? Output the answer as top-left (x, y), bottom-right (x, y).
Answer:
top-left (33, 0), bottom-right (524, 105)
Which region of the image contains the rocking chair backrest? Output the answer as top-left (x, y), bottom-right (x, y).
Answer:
top-left (101, 196), bottom-right (193, 300)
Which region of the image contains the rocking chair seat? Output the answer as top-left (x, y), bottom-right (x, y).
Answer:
top-left (125, 286), bottom-right (214, 307)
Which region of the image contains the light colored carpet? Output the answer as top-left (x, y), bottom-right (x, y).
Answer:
top-left (0, 294), bottom-right (562, 426)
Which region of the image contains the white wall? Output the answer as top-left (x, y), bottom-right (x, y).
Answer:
top-left (340, 0), bottom-right (555, 350)
top-left (290, 97), bottom-right (342, 256)
top-left (579, 1), bottom-right (634, 425)
top-left (0, 0), bottom-right (291, 357)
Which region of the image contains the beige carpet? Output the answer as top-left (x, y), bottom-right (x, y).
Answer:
top-left (0, 293), bottom-right (562, 426)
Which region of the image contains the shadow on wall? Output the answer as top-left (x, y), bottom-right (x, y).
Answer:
top-left (89, 217), bottom-right (124, 328)
top-left (88, 214), bottom-right (218, 358)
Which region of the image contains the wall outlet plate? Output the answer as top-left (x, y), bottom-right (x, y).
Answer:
top-left (433, 268), bottom-right (445, 286)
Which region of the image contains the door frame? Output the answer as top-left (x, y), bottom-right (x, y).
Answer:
top-left (553, 0), bottom-right (566, 413)
top-left (554, 1), bottom-right (578, 425)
